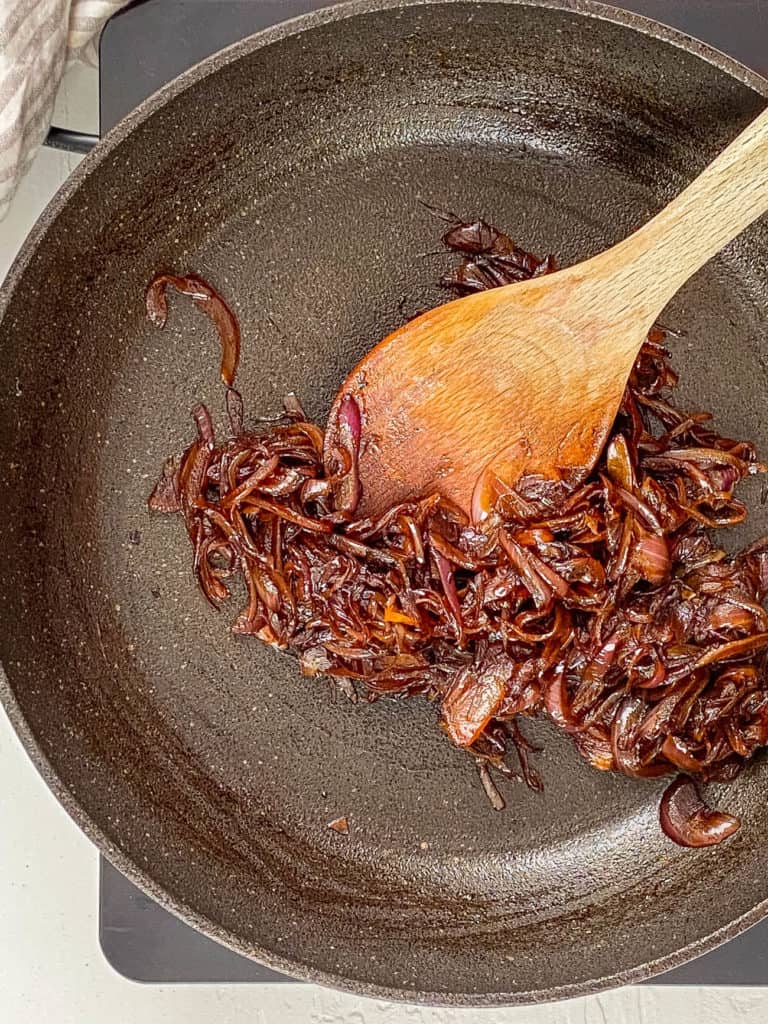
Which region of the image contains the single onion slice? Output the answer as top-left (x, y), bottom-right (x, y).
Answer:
top-left (433, 546), bottom-right (464, 631)
top-left (443, 667), bottom-right (505, 747)
top-left (661, 735), bottom-right (703, 773)
top-left (605, 433), bottom-right (636, 490)
top-left (659, 775), bottom-right (740, 848)
top-left (695, 631), bottom-right (768, 668)
top-left (611, 695), bottom-right (645, 776)
top-left (544, 667), bottom-right (578, 731)
top-left (146, 272), bottom-right (241, 387)
top-left (324, 393), bottom-right (363, 516)
top-left (147, 456), bottom-right (180, 513)
top-left (632, 531), bottom-right (671, 584)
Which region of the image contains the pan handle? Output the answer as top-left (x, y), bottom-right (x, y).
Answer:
top-left (43, 126), bottom-right (99, 154)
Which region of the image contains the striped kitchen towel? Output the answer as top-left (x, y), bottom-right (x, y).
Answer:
top-left (0, 1), bottom-right (127, 218)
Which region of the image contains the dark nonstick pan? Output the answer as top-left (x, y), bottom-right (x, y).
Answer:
top-left (2, 0), bottom-right (768, 1006)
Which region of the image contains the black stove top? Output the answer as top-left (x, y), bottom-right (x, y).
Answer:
top-left (97, 0), bottom-right (768, 986)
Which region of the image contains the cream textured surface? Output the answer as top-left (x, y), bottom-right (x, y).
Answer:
top-left (2, 64), bottom-right (768, 1024)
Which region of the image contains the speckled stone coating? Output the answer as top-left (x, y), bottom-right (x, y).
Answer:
top-left (1, 0), bottom-right (768, 1006)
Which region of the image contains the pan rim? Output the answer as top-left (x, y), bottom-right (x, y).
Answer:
top-left (2, 0), bottom-right (768, 1006)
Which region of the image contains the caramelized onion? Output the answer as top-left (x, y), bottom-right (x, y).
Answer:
top-left (146, 272), bottom-right (240, 386)
top-left (148, 219), bottom-right (768, 849)
top-left (443, 665), bottom-right (506, 747)
top-left (632, 532), bottom-right (671, 584)
top-left (325, 394), bottom-right (363, 516)
top-left (659, 776), bottom-right (740, 848)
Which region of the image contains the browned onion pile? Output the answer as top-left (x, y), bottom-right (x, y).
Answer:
top-left (147, 217), bottom-right (768, 848)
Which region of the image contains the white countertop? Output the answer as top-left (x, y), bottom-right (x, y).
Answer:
top-left (2, 64), bottom-right (767, 1024)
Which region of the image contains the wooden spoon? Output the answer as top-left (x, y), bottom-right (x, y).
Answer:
top-left (326, 105), bottom-right (768, 522)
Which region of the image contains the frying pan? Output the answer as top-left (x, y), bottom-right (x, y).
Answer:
top-left (2, 0), bottom-right (768, 1006)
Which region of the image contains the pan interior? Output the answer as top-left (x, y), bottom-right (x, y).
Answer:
top-left (2, 0), bottom-right (768, 1003)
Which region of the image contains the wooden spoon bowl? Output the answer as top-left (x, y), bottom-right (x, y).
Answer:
top-left (328, 105), bottom-right (768, 520)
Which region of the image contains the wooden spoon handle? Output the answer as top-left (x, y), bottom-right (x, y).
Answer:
top-left (600, 104), bottom-right (768, 321)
